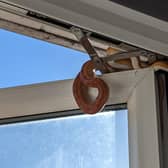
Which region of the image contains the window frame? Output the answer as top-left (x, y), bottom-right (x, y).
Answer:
top-left (0, 1), bottom-right (165, 166)
top-left (0, 67), bottom-right (161, 168)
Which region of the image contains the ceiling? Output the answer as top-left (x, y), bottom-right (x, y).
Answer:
top-left (110, 0), bottom-right (168, 22)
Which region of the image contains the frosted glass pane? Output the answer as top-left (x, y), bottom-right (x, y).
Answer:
top-left (0, 110), bottom-right (129, 168)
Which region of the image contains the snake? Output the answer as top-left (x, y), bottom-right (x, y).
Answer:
top-left (73, 60), bottom-right (109, 114)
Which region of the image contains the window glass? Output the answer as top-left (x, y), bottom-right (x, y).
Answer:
top-left (0, 109), bottom-right (129, 168)
top-left (0, 29), bottom-right (89, 88)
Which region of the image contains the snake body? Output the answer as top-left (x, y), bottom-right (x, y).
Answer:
top-left (73, 60), bottom-right (109, 114)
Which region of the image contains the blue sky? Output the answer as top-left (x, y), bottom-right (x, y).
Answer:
top-left (0, 29), bottom-right (129, 168)
top-left (0, 29), bottom-right (89, 88)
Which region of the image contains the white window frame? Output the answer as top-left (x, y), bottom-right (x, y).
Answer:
top-left (0, 67), bottom-right (160, 168)
top-left (0, 1), bottom-right (164, 167)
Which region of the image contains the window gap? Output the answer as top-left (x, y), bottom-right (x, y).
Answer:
top-left (0, 29), bottom-right (89, 88)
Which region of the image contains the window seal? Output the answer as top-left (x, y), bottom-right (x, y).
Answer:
top-left (0, 104), bottom-right (126, 125)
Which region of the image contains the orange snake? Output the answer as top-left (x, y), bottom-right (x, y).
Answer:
top-left (73, 60), bottom-right (109, 114)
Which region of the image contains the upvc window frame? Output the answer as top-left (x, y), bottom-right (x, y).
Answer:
top-left (0, 67), bottom-right (160, 168)
top-left (0, 1), bottom-right (165, 167)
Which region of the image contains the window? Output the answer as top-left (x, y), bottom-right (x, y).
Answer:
top-left (0, 109), bottom-right (129, 168)
top-left (0, 29), bottom-right (89, 88)
top-left (0, 24), bottom-right (163, 168)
